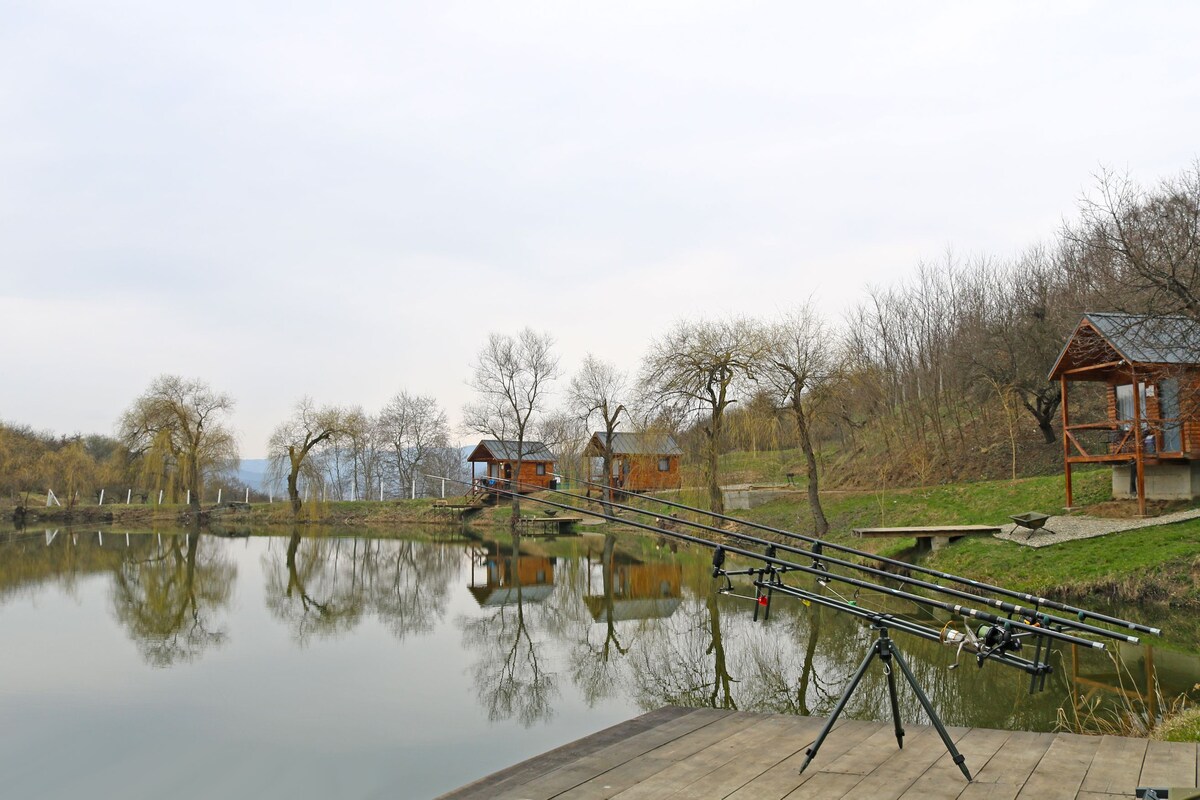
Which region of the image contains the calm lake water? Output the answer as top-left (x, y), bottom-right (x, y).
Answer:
top-left (1, 524), bottom-right (1196, 799)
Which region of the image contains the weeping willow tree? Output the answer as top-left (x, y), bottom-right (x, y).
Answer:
top-left (118, 375), bottom-right (239, 513)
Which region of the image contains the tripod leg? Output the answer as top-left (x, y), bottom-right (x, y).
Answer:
top-left (799, 642), bottom-right (879, 774)
top-left (880, 649), bottom-right (905, 749)
top-left (889, 642), bottom-right (973, 782)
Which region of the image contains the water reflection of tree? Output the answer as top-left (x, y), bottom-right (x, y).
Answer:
top-left (110, 528), bottom-right (235, 666)
top-left (569, 534), bottom-right (630, 706)
top-left (263, 530), bottom-right (459, 644)
top-left (630, 582), bottom-right (738, 709)
top-left (737, 602), bottom-right (837, 715)
top-left (459, 533), bottom-right (558, 727)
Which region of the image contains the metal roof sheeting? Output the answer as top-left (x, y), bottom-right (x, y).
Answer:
top-left (587, 432), bottom-right (683, 456)
top-left (1085, 312), bottom-right (1200, 365)
top-left (468, 439), bottom-right (556, 462)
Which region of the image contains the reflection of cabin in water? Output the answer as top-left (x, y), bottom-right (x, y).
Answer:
top-left (1050, 312), bottom-right (1200, 514)
top-left (582, 432), bottom-right (683, 493)
top-left (467, 439), bottom-right (557, 493)
top-left (583, 553), bottom-right (682, 622)
top-left (467, 546), bottom-right (555, 606)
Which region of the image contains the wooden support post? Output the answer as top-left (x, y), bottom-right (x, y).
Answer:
top-left (1061, 376), bottom-right (1073, 509)
top-left (1132, 369), bottom-right (1147, 516)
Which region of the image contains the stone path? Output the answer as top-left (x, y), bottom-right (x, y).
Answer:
top-left (995, 507), bottom-right (1200, 547)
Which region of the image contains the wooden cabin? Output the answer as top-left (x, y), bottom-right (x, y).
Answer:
top-left (583, 556), bottom-right (682, 622)
top-left (468, 550), bottom-right (555, 606)
top-left (467, 439), bottom-right (557, 493)
top-left (1049, 312), bottom-right (1200, 514)
top-left (582, 432), bottom-right (683, 493)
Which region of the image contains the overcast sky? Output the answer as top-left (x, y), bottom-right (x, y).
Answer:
top-left (3, 1), bottom-right (1199, 456)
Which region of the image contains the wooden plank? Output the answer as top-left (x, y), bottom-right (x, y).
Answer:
top-left (610, 714), bottom-right (818, 800)
top-left (779, 770), bottom-right (866, 799)
top-left (956, 731), bottom-right (1056, 800)
top-left (553, 712), bottom-right (766, 800)
top-left (852, 526), bottom-right (1001, 537)
top-left (434, 706), bottom-right (695, 800)
top-left (822, 723), bottom-right (916, 775)
top-left (658, 714), bottom-right (827, 800)
top-left (1139, 739), bottom-right (1198, 788)
top-left (1077, 734), bottom-right (1148, 795)
top-left (1014, 732), bottom-right (1102, 800)
top-left (898, 726), bottom-right (1013, 800)
top-left (446, 708), bottom-right (722, 800)
top-left (836, 725), bottom-right (972, 800)
top-left (491, 708), bottom-right (735, 800)
top-left (723, 719), bottom-right (883, 800)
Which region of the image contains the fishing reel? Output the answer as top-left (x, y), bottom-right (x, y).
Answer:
top-left (940, 620), bottom-right (1022, 670)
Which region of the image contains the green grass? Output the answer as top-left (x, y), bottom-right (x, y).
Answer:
top-left (1158, 707), bottom-right (1200, 742)
top-left (741, 468), bottom-right (1110, 534)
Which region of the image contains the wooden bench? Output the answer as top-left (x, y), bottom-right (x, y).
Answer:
top-left (851, 525), bottom-right (1000, 552)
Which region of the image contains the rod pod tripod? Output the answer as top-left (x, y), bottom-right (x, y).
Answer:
top-left (800, 619), bottom-right (973, 782)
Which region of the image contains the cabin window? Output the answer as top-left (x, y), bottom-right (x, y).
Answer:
top-left (658, 458), bottom-right (670, 472)
top-left (536, 463), bottom-right (546, 475)
top-left (1115, 382), bottom-right (1148, 425)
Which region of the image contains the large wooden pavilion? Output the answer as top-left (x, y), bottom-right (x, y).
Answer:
top-left (1049, 312), bottom-right (1200, 514)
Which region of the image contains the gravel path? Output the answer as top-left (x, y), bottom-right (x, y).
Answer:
top-left (995, 507), bottom-right (1200, 547)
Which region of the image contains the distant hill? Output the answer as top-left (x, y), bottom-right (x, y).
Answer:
top-left (237, 458), bottom-right (271, 490)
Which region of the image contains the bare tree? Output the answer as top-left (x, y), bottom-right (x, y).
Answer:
top-left (463, 329), bottom-right (560, 530)
top-left (762, 304), bottom-right (834, 536)
top-left (267, 398), bottom-right (345, 517)
top-left (378, 391), bottom-right (449, 497)
top-left (1067, 163), bottom-right (1200, 319)
top-left (568, 354), bottom-right (627, 515)
top-left (118, 375), bottom-right (238, 513)
top-left (640, 317), bottom-right (766, 514)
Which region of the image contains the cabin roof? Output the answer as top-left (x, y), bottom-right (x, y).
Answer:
top-left (583, 597), bottom-right (682, 622)
top-left (467, 439), bottom-right (556, 463)
top-left (1049, 312), bottom-right (1200, 379)
top-left (583, 432), bottom-right (683, 457)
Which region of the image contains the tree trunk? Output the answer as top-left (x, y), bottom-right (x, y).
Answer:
top-left (792, 398), bottom-right (829, 537)
top-left (705, 428), bottom-right (723, 515)
top-left (600, 446), bottom-right (614, 517)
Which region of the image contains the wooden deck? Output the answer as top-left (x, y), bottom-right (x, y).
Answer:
top-left (435, 707), bottom-right (1198, 800)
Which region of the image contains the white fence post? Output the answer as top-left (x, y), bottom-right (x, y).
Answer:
top-left (98, 489), bottom-right (105, 506)
top-left (158, 489), bottom-right (164, 505)
top-left (217, 488), bottom-right (222, 504)
top-left (126, 489), bottom-right (132, 504)
top-left (245, 487), bottom-right (250, 503)
top-left (412, 479), bottom-right (416, 500)
top-left (186, 489), bottom-right (190, 506)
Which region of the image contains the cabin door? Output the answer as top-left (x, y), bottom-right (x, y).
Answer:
top-left (1161, 378), bottom-right (1183, 452)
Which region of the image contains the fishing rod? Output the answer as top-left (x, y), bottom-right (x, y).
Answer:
top-left (556, 471), bottom-right (1161, 637)
top-left (437, 472), bottom-right (1161, 782)
top-left (462, 474), bottom-right (1140, 648)
top-left (433, 474), bottom-right (1106, 653)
